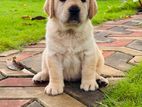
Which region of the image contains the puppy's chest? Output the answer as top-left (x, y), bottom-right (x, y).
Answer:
top-left (57, 36), bottom-right (86, 54)
top-left (64, 38), bottom-right (79, 53)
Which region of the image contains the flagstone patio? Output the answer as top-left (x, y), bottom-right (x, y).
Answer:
top-left (0, 14), bottom-right (142, 107)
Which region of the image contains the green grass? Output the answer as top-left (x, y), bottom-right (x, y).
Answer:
top-left (92, 0), bottom-right (139, 24)
top-left (101, 62), bottom-right (142, 107)
top-left (0, 0), bottom-right (46, 52)
top-left (0, 0), bottom-right (140, 52)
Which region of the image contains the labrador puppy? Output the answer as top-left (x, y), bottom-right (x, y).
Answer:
top-left (32, 0), bottom-right (109, 95)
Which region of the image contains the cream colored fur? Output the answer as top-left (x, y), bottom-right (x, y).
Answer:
top-left (32, 0), bottom-right (108, 95)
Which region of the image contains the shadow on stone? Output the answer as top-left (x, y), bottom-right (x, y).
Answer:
top-left (65, 81), bottom-right (105, 107)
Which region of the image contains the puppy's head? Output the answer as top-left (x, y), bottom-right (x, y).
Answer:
top-left (44, 0), bottom-right (97, 26)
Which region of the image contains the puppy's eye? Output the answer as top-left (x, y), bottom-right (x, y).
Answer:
top-left (81, 0), bottom-right (86, 2)
top-left (60, 0), bottom-right (66, 2)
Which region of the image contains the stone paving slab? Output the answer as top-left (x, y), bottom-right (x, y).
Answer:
top-left (109, 26), bottom-right (132, 34)
top-left (127, 28), bottom-right (142, 33)
top-left (0, 72), bottom-right (6, 80)
top-left (23, 48), bottom-right (44, 52)
top-left (65, 82), bottom-right (104, 107)
top-left (108, 31), bottom-right (142, 37)
top-left (0, 14), bottom-right (142, 107)
top-left (0, 50), bottom-right (19, 57)
top-left (21, 54), bottom-right (42, 73)
top-left (26, 101), bottom-right (44, 107)
top-left (0, 54), bottom-right (18, 62)
top-left (15, 51), bottom-right (40, 62)
top-left (105, 52), bottom-right (133, 71)
top-left (124, 20), bottom-right (142, 26)
top-left (100, 46), bottom-right (142, 56)
top-left (0, 62), bottom-right (7, 70)
top-left (95, 25), bottom-right (113, 30)
top-left (38, 93), bottom-right (86, 107)
top-left (0, 69), bottom-right (34, 77)
top-left (95, 29), bottom-right (130, 35)
top-left (129, 56), bottom-right (142, 65)
top-left (97, 40), bottom-right (132, 47)
top-left (125, 21), bottom-right (140, 26)
top-left (0, 78), bottom-right (35, 87)
top-left (0, 87), bottom-right (44, 98)
top-left (111, 37), bottom-right (142, 40)
top-left (108, 24), bottom-right (141, 30)
top-left (94, 32), bottom-right (115, 43)
top-left (0, 87), bottom-right (86, 107)
top-left (0, 99), bottom-right (31, 107)
top-left (127, 39), bottom-right (142, 51)
top-left (101, 65), bottom-right (125, 77)
top-left (103, 51), bottom-right (114, 58)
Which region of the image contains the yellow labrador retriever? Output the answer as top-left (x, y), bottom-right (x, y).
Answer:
top-left (32, 0), bottom-right (108, 95)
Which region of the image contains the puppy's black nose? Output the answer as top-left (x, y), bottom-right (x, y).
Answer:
top-left (69, 5), bottom-right (80, 14)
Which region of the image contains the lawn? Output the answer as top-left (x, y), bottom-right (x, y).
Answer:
top-left (0, 0), bottom-right (46, 52)
top-left (0, 0), bottom-right (140, 52)
top-left (92, 0), bottom-right (139, 24)
top-left (101, 62), bottom-right (142, 107)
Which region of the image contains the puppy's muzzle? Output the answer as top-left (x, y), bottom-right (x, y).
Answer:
top-left (68, 5), bottom-right (80, 23)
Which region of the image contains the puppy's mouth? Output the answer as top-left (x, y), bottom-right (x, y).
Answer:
top-left (67, 16), bottom-right (81, 25)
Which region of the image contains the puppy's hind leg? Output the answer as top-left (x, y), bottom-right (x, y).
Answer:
top-left (96, 54), bottom-right (109, 87)
top-left (32, 50), bottom-right (49, 83)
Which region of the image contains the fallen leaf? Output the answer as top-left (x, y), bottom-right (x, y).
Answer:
top-left (31, 16), bottom-right (46, 20)
top-left (6, 57), bottom-right (25, 71)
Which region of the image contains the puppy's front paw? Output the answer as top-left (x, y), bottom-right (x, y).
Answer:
top-left (97, 76), bottom-right (109, 88)
top-left (32, 72), bottom-right (48, 83)
top-left (45, 83), bottom-right (64, 96)
top-left (80, 80), bottom-right (99, 91)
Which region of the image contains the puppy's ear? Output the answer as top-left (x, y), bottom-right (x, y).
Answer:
top-left (88, 0), bottom-right (98, 19)
top-left (44, 0), bottom-right (54, 18)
